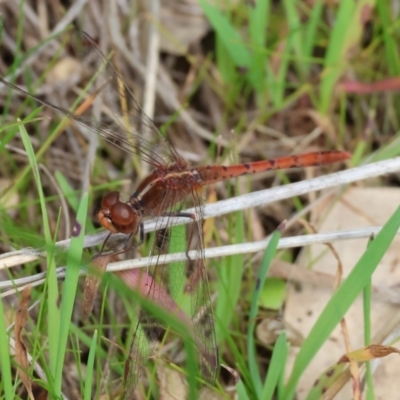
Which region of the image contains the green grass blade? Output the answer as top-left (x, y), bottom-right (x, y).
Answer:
top-left (83, 329), bottom-right (98, 400)
top-left (199, 0), bottom-right (251, 69)
top-left (216, 210), bottom-right (244, 343)
top-left (215, 255), bottom-right (229, 345)
top-left (18, 122), bottom-right (52, 246)
top-left (237, 379), bottom-right (251, 400)
top-left (363, 255), bottom-right (374, 399)
top-left (261, 332), bottom-right (288, 400)
top-left (247, 224), bottom-right (283, 398)
top-left (18, 121), bottom-right (60, 384)
top-left (0, 295), bottom-right (13, 399)
top-left (283, 203), bottom-right (400, 399)
top-left (283, 0), bottom-right (304, 74)
top-left (248, 0), bottom-right (270, 97)
top-left (272, 35), bottom-right (292, 108)
top-left (303, 0), bottom-right (324, 61)
top-left (54, 192), bottom-right (88, 395)
top-left (319, 1), bottom-right (356, 113)
top-left (168, 223), bottom-right (187, 304)
top-left (377, 0), bottom-right (400, 75)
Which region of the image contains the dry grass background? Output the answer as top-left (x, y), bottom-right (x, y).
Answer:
top-left (1, 1), bottom-right (400, 399)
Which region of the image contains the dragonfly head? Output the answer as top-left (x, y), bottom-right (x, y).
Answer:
top-left (98, 191), bottom-right (139, 234)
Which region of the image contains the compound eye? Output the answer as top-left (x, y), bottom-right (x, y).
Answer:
top-left (111, 202), bottom-right (136, 229)
top-left (101, 191), bottom-right (120, 209)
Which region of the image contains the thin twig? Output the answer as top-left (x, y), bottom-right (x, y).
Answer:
top-left (142, 0), bottom-right (160, 127)
top-left (1, 225), bottom-right (400, 293)
top-left (142, 0), bottom-right (160, 175)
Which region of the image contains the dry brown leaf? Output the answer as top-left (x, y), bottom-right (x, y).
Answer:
top-left (339, 344), bottom-right (400, 363)
top-left (285, 187), bottom-right (400, 399)
top-left (82, 253), bottom-right (111, 318)
top-left (157, 363), bottom-right (188, 400)
top-left (46, 57), bottom-right (82, 89)
top-left (156, 0), bottom-right (210, 55)
top-left (256, 317), bottom-right (284, 346)
top-left (14, 285), bottom-right (34, 400)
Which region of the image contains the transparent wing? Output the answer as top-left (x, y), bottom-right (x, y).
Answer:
top-left (123, 189), bottom-right (218, 397)
top-left (123, 188), bottom-right (189, 396)
top-left (187, 190), bottom-right (218, 383)
top-left (1, 26), bottom-right (218, 393)
top-left (0, 28), bottom-right (181, 167)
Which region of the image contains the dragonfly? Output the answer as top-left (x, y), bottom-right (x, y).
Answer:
top-left (0, 29), bottom-right (351, 397)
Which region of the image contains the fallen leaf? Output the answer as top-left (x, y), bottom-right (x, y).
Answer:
top-left (46, 57), bottom-right (82, 89)
top-left (158, 362), bottom-right (188, 400)
top-left (339, 344), bottom-right (400, 363)
top-left (256, 317), bottom-right (284, 346)
top-left (285, 187), bottom-right (400, 399)
top-left (155, 0), bottom-right (210, 55)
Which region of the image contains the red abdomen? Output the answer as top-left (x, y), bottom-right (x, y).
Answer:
top-left (196, 150), bottom-right (350, 185)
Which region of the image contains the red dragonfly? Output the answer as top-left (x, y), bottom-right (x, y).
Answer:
top-left (0, 30), bottom-right (350, 396)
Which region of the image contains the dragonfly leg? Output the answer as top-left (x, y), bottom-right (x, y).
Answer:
top-left (101, 222), bottom-right (145, 256)
top-left (179, 213), bottom-right (199, 261)
top-left (159, 211), bottom-right (196, 258)
top-left (121, 221), bottom-right (144, 252)
top-left (100, 232), bottom-right (112, 253)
